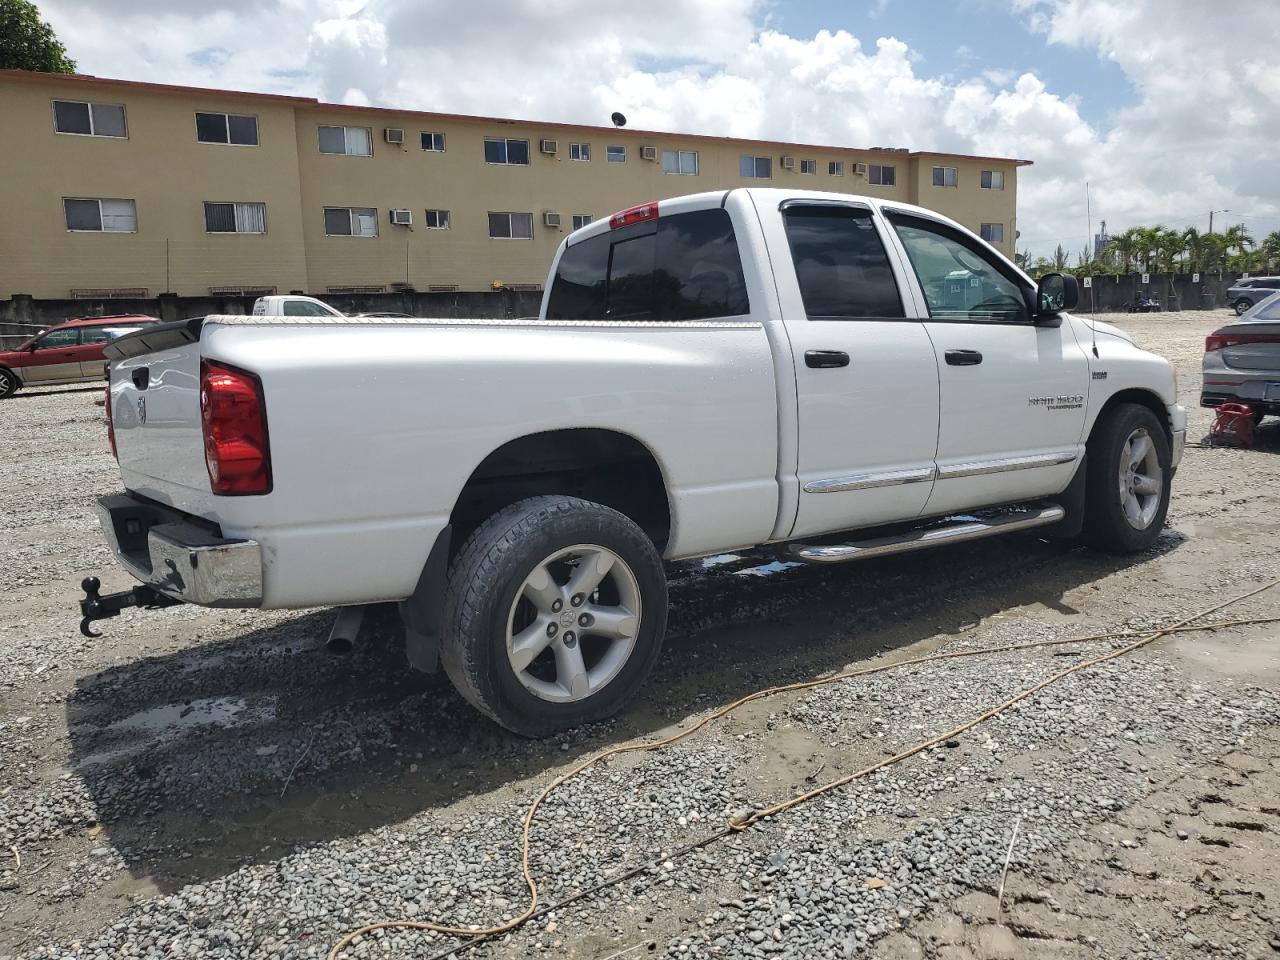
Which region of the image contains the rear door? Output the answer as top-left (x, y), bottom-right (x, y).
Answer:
top-left (20, 326), bottom-right (85, 383)
top-left (78, 325), bottom-right (142, 377)
top-left (885, 211), bottom-right (1089, 516)
top-left (764, 200), bottom-right (941, 539)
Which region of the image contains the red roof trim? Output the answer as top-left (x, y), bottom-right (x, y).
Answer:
top-left (0, 69), bottom-right (1032, 166)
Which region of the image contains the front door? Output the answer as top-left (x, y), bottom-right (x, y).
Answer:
top-left (768, 201), bottom-right (941, 539)
top-left (886, 212), bottom-right (1090, 516)
top-left (20, 326), bottom-right (86, 384)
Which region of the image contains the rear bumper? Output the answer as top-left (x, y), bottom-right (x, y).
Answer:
top-left (95, 493), bottom-right (263, 607)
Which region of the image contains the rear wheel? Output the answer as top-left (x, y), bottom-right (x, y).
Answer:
top-left (1082, 403), bottom-right (1172, 552)
top-left (440, 495), bottom-right (667, 736)
top-left (1234, 298), bottom-right (1252, 316)
top-left (0, 368), bottom-right (17, 399)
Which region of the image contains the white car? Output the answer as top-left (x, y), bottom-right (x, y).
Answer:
top-left (87, 189), bottom-right (1185, 735)
top-left (250, 294), bottom-right (344, 318)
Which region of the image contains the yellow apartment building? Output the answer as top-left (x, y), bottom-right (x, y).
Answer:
top-left (0, 69), bottom-right (1029, 300)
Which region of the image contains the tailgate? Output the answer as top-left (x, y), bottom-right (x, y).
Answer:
top-left (107, 319), bottom-right (216, 518)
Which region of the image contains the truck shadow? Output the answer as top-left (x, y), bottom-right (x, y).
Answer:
top-left (65, 529), bottom-right (1182, 893)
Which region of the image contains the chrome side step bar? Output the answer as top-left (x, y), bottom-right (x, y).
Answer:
top-left (789, 503), bottom-right (1065, 565)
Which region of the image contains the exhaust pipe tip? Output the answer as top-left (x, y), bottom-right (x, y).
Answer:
top-left (325, 605), bottom-right (366, 655)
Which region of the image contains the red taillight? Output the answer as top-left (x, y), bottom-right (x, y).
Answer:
top-left (104, 385), bottom-right (117, 460)
top-left (609, 201), bottom-right (659, 230)
top-left (200, 360), bottom-right (271, 495)
top-left (1206, 332), bottom-right (1280, 352)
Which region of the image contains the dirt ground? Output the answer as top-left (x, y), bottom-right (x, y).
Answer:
top-left (2, 309), bottom-right (1279, 959)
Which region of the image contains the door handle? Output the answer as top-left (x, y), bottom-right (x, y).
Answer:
top-left (805, 350), bottom-right (850, 369)
top-left (945, 349), bottom-right (983, 366)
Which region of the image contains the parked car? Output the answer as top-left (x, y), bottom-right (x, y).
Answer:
top-left (1202, 291), bottom-right (1280, 421)
top-left (0, 315), bottom-right (158, 398)
top-left (251, 294), bottom-right (344, 318)
top-left (87, 189), bottom-right (1184, 736)
top-left (1227, 276), bottom-right (1280, 316)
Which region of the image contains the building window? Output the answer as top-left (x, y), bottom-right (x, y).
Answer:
top-left (980, 223), bottom-right (1005, 243)
top-left (869, 164), bottom-right (896, 186)
top-left (488, 212), bottom-right (533, 239)
top-left (424, 209), bottom-right (450, 229)
top-left (483, 137), bottom-right (530, 165)
top-left (660, 149), bottom-right (699, 175)
top-left (318, 125), bottom-right (372, 156)
top-left (195, 112), bottom-right (259, 145)
top-left (570, 142), bottom-right (590, 161)
top-left (204, 202), bottom-right (266, 233)
top-left (606, 145), bottom-right (626, 163)
top-left (932, 165), bottom-right (958, 187)
top-left (799, 159), bottom-right (817, 175)
top-left (828, 161), bottom-right (844, 176)
top-left (980, 170), bottom-right (1005, 190)
top-left (323, 207), bottom-right (378, 236)
top-left (52, 100), bottom-right (127, 138)
top-left (421, 131), bottom-right (445, 152)
top-left (571, 214), bottom-right (592, 230)
top-left (64, 198), bottom-right (137, 233)
top-left (739, 155), bottom-right (771, 178)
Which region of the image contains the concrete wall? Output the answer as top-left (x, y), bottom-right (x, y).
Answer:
top-left (0, 290), bottom-right (544, 340)
top-left (1076, 273), bottom-right (1246, 313)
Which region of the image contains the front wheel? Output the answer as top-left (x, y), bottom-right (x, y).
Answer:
top-left (440, 496), bottom-right (667, 736)
top-left (0, 368), bottom-right (17, 399)
top-left (1235, 298), bottom-right (1252, 316)
top-left (1081, 403), bottom-right (1172, 552)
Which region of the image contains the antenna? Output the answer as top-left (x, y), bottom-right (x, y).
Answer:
top-left (610, 111), bottom-right (627, 128)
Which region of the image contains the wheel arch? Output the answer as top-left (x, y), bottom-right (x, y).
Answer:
top-left (448, 427), bottom-right (674, 555)
top-left (1089, 388), bottom-right (1173, 445)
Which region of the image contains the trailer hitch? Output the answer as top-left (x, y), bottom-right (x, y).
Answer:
top-left (78, 576), bottom-right (183, 637)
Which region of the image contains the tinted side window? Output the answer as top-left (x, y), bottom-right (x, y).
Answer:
top-left (782, 206), bottom-right (904, 319)
top-left (889, 215), bottom-right (1030, 324)
top-left (545, 209), bottom-right (750, 321)
top-left (38, 328), bottom-right (81, 349)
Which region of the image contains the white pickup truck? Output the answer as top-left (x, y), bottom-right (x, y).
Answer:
top-left (87, 189), bottom-right (1185, 735)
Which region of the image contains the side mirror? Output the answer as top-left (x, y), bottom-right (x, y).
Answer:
top-left (1036, 273), bottom-right (1078, 319)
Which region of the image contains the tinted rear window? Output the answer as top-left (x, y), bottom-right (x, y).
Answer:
top-left (783, 205), bottom-right (904, 319)
top-left (546, 208), bottom-right (750, 321)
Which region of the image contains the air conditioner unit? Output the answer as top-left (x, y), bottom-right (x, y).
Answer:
top-left (640, 145), bottom-right (657, 161)
top-left (780, 155), bottom-right (795, 170)
top-left (384, 127), bottom-right (404, 144)
top-left (853, 162), bottom-right (868, 176)
top-left (540, 138), bottom-right (558, 154)
top-left (543, 211), bottom-right (562, 228)
top-left (390, 208), bottom-right (413, 226)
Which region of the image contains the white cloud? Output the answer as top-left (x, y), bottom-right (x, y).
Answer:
top-left (35, 0), bottom-right (1280, 259)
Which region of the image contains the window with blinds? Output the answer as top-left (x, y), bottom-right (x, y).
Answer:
top-left (204, 202), bottom-right (267, 233)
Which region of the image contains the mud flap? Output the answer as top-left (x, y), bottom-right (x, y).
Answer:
top-left (1046, 454), bottom-right (1087, 539)
top-left (399, 525), bottom-right (451, 673)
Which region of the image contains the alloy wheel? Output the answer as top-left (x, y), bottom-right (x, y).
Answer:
top-left (1117, 427), bottom-right (1163, 530)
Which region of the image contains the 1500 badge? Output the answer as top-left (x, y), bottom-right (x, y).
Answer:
top-left (1028, 395), bottom-right (1084, 411)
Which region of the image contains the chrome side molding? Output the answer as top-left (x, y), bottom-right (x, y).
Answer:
top-left (936, 450), bottom-right (1078, 480)
top-left (803, 465), bottom-right (936, 494)
top-left (789, 503), bottom-right (1065, 564)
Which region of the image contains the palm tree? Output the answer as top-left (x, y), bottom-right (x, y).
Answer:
top-left (1181, 227), bottom-right (1206, 273)
top-left (1223, 223), bottom-right (1254, 260)
top-left (1134, 226), bottom-right (1166, 273)
top-left (1104, 229), bottom-right (1140, 274)
top-left (1051, 244), bottom-right (1069, 271)
top-left (1260, 231), bottom-right (1280, 273)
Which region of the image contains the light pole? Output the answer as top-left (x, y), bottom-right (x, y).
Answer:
top-left (1209, 208), bottom-right (1230, 234)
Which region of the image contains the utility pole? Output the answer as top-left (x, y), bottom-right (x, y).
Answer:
top-left (1209, 208), bottom-right (1229, 234)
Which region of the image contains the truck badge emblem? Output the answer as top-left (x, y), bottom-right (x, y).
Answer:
top-left (137, 396), bottom-right (147, 424)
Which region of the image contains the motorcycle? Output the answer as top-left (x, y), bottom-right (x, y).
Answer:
top-left (1129, 293), bottom-right (1161, 313)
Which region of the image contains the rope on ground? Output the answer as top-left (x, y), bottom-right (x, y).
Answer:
top-left (328, 579), bottom-right (1280, 959)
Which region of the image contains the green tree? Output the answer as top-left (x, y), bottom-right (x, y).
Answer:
top-left (1259, 232), bottom-right (1280, 273)
top-left (1104, 229), bottom-right (1140, 273)
top-left (1223, 223), bottom-right (1254, 260)
top-left (0, 0), bottom-right (75, 73)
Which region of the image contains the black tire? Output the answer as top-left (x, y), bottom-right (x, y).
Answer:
top-left (0, 368), bottom-right (17, 399)
top-left (1235, 298), bottom-right (1252, 316)
top-left (439, 495), bottom-right (667, 736)
top-left (1081, 403), bottom-right (1172, 552)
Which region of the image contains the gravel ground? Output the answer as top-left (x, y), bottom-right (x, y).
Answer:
top-left (2, 310), bottom-right (1280, 959)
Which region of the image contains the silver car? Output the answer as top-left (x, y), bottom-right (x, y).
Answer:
top-left (1227, 276), bottom-right (1280, 316)
top-left (1202, 291), bottom-right (1280, 420)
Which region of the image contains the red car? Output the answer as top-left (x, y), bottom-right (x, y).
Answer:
top-left (0, 315), bottom-right (159, 399)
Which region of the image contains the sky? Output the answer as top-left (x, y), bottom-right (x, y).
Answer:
top-left (35, 0), bottom-right (1280, 261)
